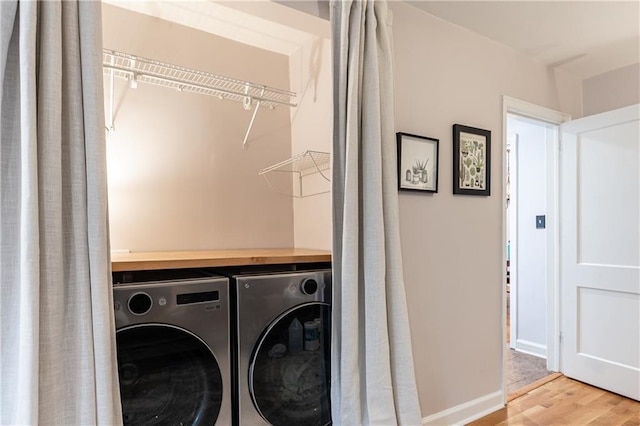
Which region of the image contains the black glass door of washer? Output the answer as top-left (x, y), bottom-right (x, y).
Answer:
top-left (117, 325), bottom-right (223, 425)
top-left (250, 303), bottom-right (331, 426)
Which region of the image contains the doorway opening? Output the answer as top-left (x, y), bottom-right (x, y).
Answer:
top-left (502, 96), bottom-right (571, 401)
top-left (505, 116), bottom-right (554, 396)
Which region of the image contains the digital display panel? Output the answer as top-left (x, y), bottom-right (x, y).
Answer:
top-left (177, 291), bottom-right (219, 305)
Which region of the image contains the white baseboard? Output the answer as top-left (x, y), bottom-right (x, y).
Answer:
top-left (514, 339), bottom-right (547, 359)
top-left (421, 390), bottom-right (503, 425)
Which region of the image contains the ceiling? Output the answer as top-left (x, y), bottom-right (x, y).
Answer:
top-left (408, 1), bottom-right (640, 80)
top-left (103, 0), bottom-right (329, 56)
top-left (104, 1), bottom-right (639, 80)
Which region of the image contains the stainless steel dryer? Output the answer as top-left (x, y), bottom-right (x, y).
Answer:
top-left (113, 269), bottom-right (231, 425)
top-left (234, 269), bottom-right (332, 426)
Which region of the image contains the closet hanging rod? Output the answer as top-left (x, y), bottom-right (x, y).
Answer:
top-left (102, 49), bottom-right (297, 109)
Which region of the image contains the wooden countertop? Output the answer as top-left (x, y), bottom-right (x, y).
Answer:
top-left (111, 248), bottom-right (332, 272)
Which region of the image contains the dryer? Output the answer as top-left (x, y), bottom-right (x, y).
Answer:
top-left (113, 269), bottom-right (231, 425)
top-left (234, 269), bottom-right (332, 426)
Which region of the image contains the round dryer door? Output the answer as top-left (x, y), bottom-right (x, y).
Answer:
top-left (116, 325), bottom-right (223, 425)
top-left (249, 303), bottom-right (331, 426)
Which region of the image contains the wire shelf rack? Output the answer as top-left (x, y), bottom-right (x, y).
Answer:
top-left (260, 151), bottom-right (330, 177)
top-left (259, 151), bottom-right (331, 198)
top-left (102, 49), bottom-right (297, 109)
top-left (102, 49), bottom-right (297, 146)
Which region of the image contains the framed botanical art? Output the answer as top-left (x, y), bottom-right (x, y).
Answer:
top-left (397, 132), bottom-right (439, 193)
top-left (453, 124), bottom-right (491, 196)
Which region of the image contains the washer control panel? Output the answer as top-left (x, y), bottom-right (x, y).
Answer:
top-left (113, 275), bottom-right (229, 324)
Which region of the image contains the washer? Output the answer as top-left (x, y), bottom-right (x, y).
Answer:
top-left (113, 269), bottom-right (231, 425)
top-left (234, 269), bottom-right (332, 426)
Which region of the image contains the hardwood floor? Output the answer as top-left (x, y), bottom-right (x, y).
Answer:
top-left (468, 376), bottom-right (640, 425)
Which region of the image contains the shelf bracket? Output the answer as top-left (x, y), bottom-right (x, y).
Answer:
top-left (242, 87), bottom-right (265, 149)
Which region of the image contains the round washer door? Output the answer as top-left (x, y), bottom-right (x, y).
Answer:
top-left (116, 324), bottom-right (223, 425)
top-left (249, 303), bottom-right (331, 426)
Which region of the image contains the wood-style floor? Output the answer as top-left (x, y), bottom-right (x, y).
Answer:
top-left (468, 375), bottom-right (640, 425)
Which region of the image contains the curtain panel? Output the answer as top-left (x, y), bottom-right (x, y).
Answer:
top-left (330, 1), bottom-right (422, 425)
top-left (0, 1), bottom-right (122, 424)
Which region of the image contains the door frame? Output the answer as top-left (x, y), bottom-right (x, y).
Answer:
top-left (501, 96), bottom-right (571, 392)
top-left (506, 131), bottom-right (518, 348)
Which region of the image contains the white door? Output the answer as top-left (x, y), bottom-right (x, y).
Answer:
top-left (560, 103), bottom-right (640, 401)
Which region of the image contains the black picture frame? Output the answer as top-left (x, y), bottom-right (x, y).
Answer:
top-left (397, 132), bottom-right (439, 193)
top-left (453, 124), bottom-right (491, 196)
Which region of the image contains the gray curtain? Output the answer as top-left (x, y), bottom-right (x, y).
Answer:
top-left (330, 1), bottom-right (422, 424)
top-left (0, 1), bottom-right (122, 424)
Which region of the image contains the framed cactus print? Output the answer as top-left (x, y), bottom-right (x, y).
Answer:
top-left (453, 124), bottom-right (491, 196)
top-left (397, 132), bottom-right (439, 193)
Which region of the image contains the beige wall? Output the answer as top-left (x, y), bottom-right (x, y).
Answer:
top-left (390, 2), bottom-right (582, 418)
top-left (290, 36), bottom-right (333, 250)
top-left (583, 62), bottom-right (640, 116)
top-left (102, 4), bottom-right (294, 252)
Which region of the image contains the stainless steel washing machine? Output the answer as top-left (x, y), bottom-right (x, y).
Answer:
top-left (234, 269), bottom-right (332, 426)
top-left (113, 269), bottom-right (231, 425)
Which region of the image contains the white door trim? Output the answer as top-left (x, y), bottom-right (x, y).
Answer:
top-left (501, 96), bottom-right (571, 401)
top-left (507, 132), bottom-right (518, 349)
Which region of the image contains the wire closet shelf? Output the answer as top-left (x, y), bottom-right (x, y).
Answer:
top-left (102, 49), bottom-right (297, 109)
top-left (259, 151), bottom-right (331, 198)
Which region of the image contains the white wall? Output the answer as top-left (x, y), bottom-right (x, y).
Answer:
top-left (390, 2), bottom-right (582, 420)
top-left (290, 36), bottom-right (333, 250)
top-left (102, 4), bottom-right (295, 252)
top-left (509, 117), bottom-right (548, 356)
top-left (583, 63), bottom-right (640, 116)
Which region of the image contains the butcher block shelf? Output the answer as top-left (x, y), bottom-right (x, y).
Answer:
top-left (111, 248), bottom-right (331, 272)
